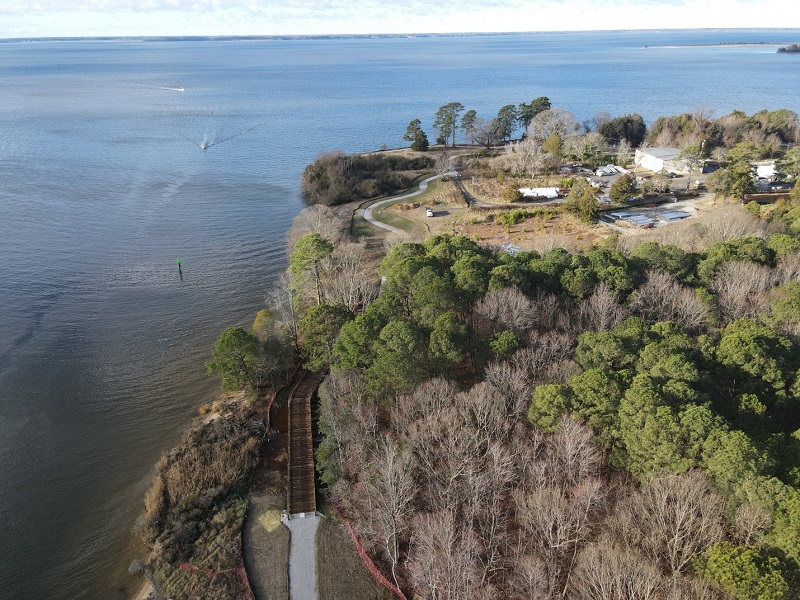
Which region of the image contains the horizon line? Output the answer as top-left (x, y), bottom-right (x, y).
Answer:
top-left (3, 26), bottom-right (800, 43)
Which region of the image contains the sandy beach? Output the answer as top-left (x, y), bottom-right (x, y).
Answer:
top-left (131, 580), bottom-right (154, 600)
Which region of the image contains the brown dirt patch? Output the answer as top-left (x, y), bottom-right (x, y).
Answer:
top-left (316, 517), bottom-right (386, 600)
top-left (391, 205), bottom-right (609, 253)
top-left (243, 388), bottom-right (292, 600)
top-left (243, 494), bottom-right (289, 600)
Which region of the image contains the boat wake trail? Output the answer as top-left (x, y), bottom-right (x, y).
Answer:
top-left (199, 120), bottom-right (269, 151)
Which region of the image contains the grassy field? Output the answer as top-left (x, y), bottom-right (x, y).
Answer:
top-left (372, 205), bottom-right (430, 238)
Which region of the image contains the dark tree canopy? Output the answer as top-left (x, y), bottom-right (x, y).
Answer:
top-left (600, 113), bottom-right (647, 147)
top-left (433, 102), bottom-right (465, 147)
top-left (496, 104), bottom-right (519, 141)
top-left (404, 119), bottom-right (430, 151)
top-left (609, 173), bottom-right (639, 203)
top-left (518, 96), bottom-right (552, 129)
top-left (301, 151), bottom-right (433, 206)
top-left (460, 109), bottom-right (478, 144)
top-left (206, 327), bottom-right (263, 391)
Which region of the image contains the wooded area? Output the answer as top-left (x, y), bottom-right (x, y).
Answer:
top-left (147, 101), bottom-right (800, 599)
top-left (301, 150), bottom-right (433, 206)
top-left (288, 205), bottom-right (800, 598)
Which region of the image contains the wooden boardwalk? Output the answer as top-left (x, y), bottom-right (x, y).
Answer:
top-left (288, 369), bottom-right (324, 515)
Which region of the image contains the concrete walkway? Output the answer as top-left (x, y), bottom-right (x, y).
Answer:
top-left (283, 513), bottom-right (321, 600)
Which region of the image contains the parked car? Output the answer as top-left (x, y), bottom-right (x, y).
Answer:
top-left (426, 207), bottom-right (434, 217)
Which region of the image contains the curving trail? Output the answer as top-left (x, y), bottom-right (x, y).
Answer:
top-left (362, 167), bottom-right (457, 236)
top-left (362, 175), bottom-right (437, 237)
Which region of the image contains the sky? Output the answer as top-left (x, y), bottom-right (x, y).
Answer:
top-left (1, 0), bottom-right (799, 38)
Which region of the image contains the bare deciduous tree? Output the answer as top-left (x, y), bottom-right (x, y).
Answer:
top-left (407, 509), bottom-right (481, 600)
top-left (458, 382), bottom-right (513, 444)
top-left (615, 471), bottom-right (724, 575)
top-left (521, 330), bottom-right (575, 371)
top-left (701, 206), bottom-right (773, 244)
top-left (733, 502), bottom-right (772, 545)
top-left (266, 272), bottom-right (298, 343)
top-left (548, 417), bottom-right (603, 492)
top-left (712, 260), bottom-right (774, 323)
top-left (563, 132), bottom-right (604, 163)
top-left (527, 108), bottom-right (580, 143)
top-left (776, 251), bottom-right (800, 285)
top-left (571, 538), bottom-right (663, 600)
top-left (319, 242), bottom-right (379, 311)
top-left (665, 575), bottom-right (724, 600)
top-left (503, 137), bottom-right (550, 177)
top-left (562, 477), bottom-right (606, 594)
top-left (286, 204), bottom-right (346, 249)
top-left (629, 270), bottom-right (711, 331)
top-left (484, 360), bottom-right (531, 417)
top-left (392, 377), bottom-right (459, 432)
top-left (578, 282), bottom-right (626, 332)
top-left (513, 420), bottom-right (606, 597)
top-left (511, 555), bottom-right (549, 600)
top-left (405, 406), bottom-right (480, 511)
top-left (617, 139), bottom-right (633, 166)
top-left (528, 291), bottom-right (564, 332)
top-left (472, 117), bottom-right (503, 149)
top-left (364, 435), bottom-right (416, 589)
top-left (653, 127), bottom-right (676, 148)
top-left (435, 152), bottom-right (452, 179)
top-left (467, 443), bottom-right (514, 584)
top-left (514, 486), bottom-right (573, 596)
top-left (473, 286), bottom-right (536, 337)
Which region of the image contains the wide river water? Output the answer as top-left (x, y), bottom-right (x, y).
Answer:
top-left (1, 29), bottom-right (800, 599)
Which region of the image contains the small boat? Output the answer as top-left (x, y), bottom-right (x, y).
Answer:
top-left (200, 141), bottom-right (208, 150)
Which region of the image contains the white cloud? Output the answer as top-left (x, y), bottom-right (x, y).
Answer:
top-left (0, 0), bottom-right (798, 37)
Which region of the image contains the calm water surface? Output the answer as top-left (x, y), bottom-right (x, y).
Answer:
top-left (1, 30), bottom-right (799, 599)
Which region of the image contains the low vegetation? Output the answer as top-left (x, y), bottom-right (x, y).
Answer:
top-left (135, 306), bottom-right (296, 598)
top-left (135, 395), bottom-right (264, 599)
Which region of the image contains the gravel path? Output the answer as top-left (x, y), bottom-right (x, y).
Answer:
top-left (284, 513), bottom-right (321, 600)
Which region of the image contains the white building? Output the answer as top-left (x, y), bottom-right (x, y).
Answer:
top-left (753, 161), bottom-right (777, 180)
top-left (634, 147), bottom-right (682, 174)
top-left (595, 164), bottom-right (630, 177)
top-left (519, 187), bottom-right (559, 199)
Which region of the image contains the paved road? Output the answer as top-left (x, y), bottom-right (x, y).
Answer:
top-left (362, 173), bottom-right (443, 237)
top-left (284, 513), bottom-right (321, 600)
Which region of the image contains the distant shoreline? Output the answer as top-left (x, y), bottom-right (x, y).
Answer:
top-left (2, 29), bottom-right (800, 44)
top-left (644, 41), bottom-right (797, 49)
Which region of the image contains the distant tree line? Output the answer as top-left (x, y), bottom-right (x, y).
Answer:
top-left (404, 102), bottom-right (799, 193)
top-left (405, 97), bottom-right (652, 151)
